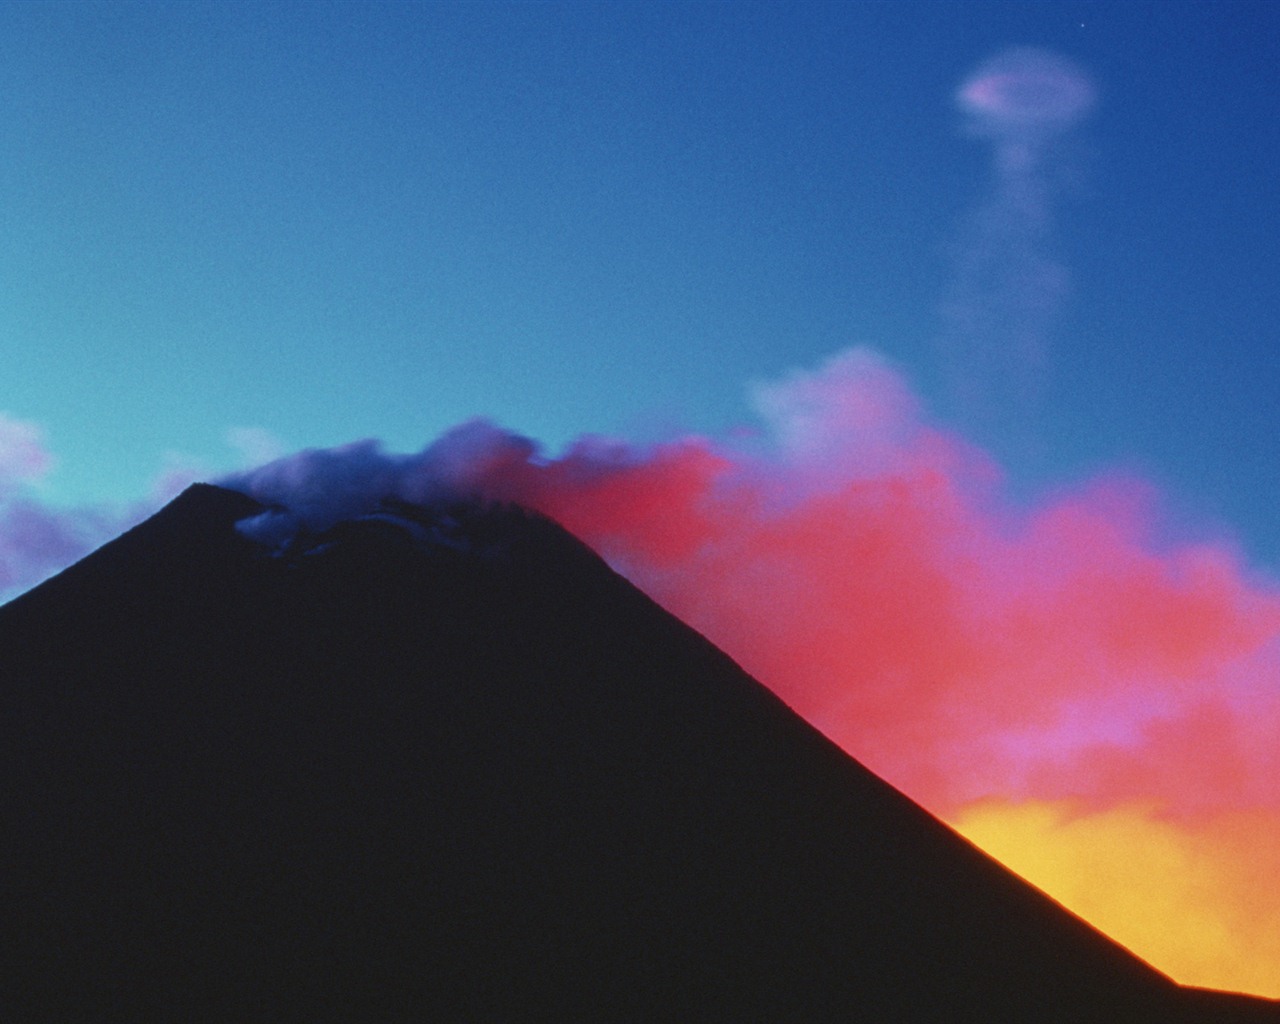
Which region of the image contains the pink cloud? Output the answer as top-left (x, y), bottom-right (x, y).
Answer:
top-left (0, 413), bottom-right (54, 490)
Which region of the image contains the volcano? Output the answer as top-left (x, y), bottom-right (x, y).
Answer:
top-left (0, 484), bottom-right (1274, 1021)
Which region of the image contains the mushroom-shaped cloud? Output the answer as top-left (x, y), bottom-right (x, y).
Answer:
top-left (958, 47), bottom-right (1095, 140)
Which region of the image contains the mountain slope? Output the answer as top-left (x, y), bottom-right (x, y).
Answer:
top-left (0, 484), bottom-right (1274, 1021)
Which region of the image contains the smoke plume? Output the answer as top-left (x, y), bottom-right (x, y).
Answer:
top-left (220, 346), bottom-right (1280, 995)
top-left (941, 48), bottom-right (1097, 443)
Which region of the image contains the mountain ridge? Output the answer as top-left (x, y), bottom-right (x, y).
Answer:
top-left (0, 483), bottom-right (1275, 1020)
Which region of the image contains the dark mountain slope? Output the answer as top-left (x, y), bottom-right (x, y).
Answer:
top-left (0, 484), bottom-right (1274, 1021)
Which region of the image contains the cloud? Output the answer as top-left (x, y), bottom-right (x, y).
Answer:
top-left (226, 426), bottom-right (288, 468)
top-left (957, 47), bottom-right (1096, 160)
top-left (0, 414), bottom-right (94, 598)
top-left (0, 412), bottom-right (55, 489)
top-left (0, 498), bottom-right (101, 598)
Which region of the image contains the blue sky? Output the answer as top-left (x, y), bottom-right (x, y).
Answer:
top-left (3, 0), bottom-right (1279, 570)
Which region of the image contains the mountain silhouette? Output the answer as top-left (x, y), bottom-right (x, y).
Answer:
top-left (0, 483), bottom-right (1275, 1021)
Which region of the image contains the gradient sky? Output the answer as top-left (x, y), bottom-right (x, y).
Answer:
top-left (3, 0), bottom-right (1279, 570)
top-left (4, 0), bottom-right (1280, 998)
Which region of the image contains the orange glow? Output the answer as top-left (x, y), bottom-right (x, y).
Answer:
top-left (951, 800), bottom-right (1280, 996)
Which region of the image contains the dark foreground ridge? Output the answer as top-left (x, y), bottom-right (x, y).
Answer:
top-left (1, 484), bottom-right (1276, 1021)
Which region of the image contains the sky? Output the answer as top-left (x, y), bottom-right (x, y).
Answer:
top-left (3, 0), bottom-right (1280, 999)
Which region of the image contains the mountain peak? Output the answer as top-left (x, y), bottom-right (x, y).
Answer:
top-left (0, 486), bottom-right (1274, 1021)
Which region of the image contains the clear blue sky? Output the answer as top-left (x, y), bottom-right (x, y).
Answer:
top-left (4, 0), bottom-right (1279, 569)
